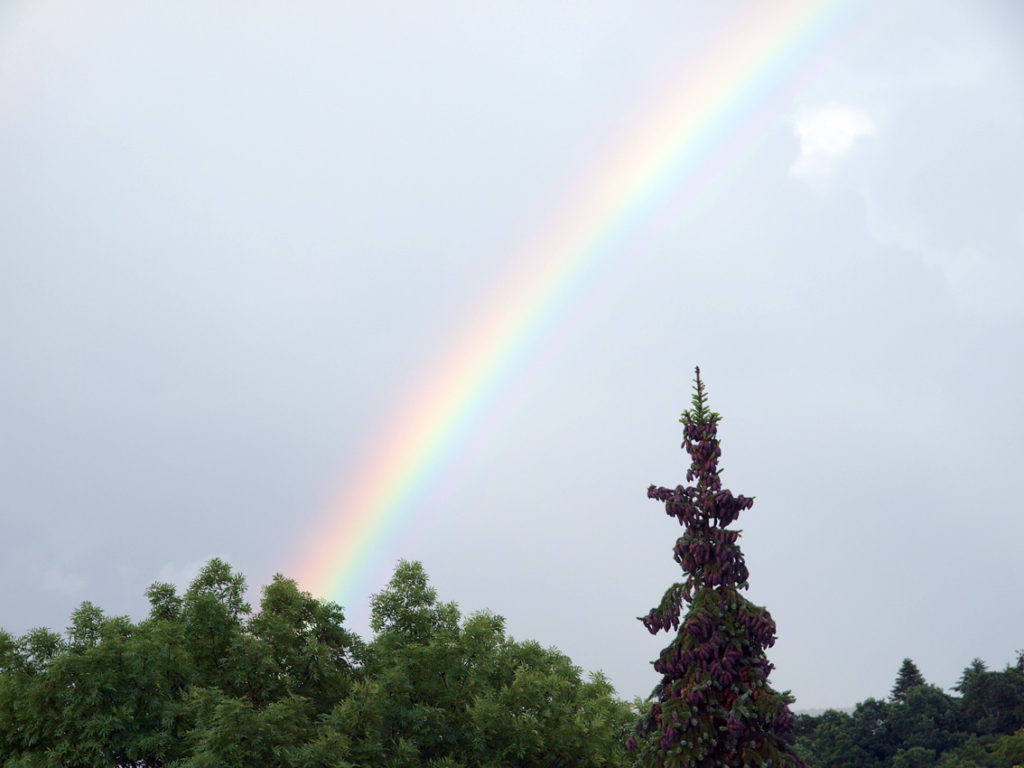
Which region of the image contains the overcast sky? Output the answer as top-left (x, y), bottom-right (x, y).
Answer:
top-left (2, 0), bottom-right (1022, 711)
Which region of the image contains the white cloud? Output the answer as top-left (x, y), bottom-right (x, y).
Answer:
top-left (790, 104), bottom-right (876, 178)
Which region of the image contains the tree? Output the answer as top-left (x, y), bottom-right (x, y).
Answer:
top-left (304, 560), bottom-right (634, 767)
top-left (847, 698), bottom-right (896, 767)
top-left (891, 745), bottom-right (936, 768)
top-left (0, 558), bottom-right (634, 767)
top-left (247, 574), bottom-right (361, 712)
top-left (791, 710), bottom-right (871, 768)
top-left (889, 684), bottom-right (962, 755)
top-left (953, 658), bottom-right (987, 695)
top-left (890, 658), bottom-right (926, 703)
top-left (182, 558), bottom-right (251, 693)
top-left (630, 368), bottom-right (802, 767)
top-left (956, 663), bottom-right (1024, 737)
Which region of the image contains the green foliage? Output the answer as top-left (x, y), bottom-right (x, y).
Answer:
top-left (182, 558), bottom-right (251, 693)
top-left (891, 745), bottom-right (936, 768)
top-left (846, 698), bottom-right (896, 766)
top-left (991, 728), bottom-right (1024, 766)
top-left (0, 559), bottom-right (632, 767)
top-left (146, 581), bottom-right (184, 622)
top-left (248, 573), bottom-right (361, 710)
top-left (955, 657), bottom-right (988, 694)
top-left (935, 730), bottom-right (1024, 768)
top-left (340, 561), bottom-right (635, 767)
top-left (680, 365), bottom-right (720, 426)
top-left (67, 601), bottom-right (105, 651)
top-left (957, 661), bottom-right (1024, 736)
top-left (179, 689), bottom-right (316, 768)
top-left (794, 655), bottom-right (1024, 768)
top-left (792, 710), bottom-right (874, 768)
top-left (891, 658), bottom-right (927, 703)
top-left (890, 684), bottom-right (962, 754)
top-left (935, 735), bottom-right (999, 768)
top-left (369, 559), bottom-right (460, 645)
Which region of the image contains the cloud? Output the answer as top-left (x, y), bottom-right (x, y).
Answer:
top-left (861, 193), bottom-right (1024, 317)
top-left (840, 80), bottom-right (1024, 318)
top-left (790, 104), bottom-right (876, 178)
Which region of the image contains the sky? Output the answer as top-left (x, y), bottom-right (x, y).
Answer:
top-left (1, 0), bottom-right (1022, 712)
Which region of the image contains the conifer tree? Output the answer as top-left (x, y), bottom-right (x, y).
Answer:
top-left (629, 368), bottom-right (803, 768)
top-left (890, 658), bottom-right (926, 703)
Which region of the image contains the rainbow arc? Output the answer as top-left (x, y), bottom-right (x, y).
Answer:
top-left (293, 0), bottom-right (873, 610)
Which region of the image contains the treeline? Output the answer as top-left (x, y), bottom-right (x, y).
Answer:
top-left (0, 559), bottom-right (633, 767)
top-left (5, 558), bottom-right (1024, 768)
top-left (791, 657), bottom-right (1024, 768)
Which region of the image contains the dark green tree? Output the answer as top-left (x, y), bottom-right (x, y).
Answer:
top-left (182, 558), bottom-right (251, 693)
top-left (791, 710), bottom-right (871, 768)
top-left (247, 573), bottom-right (361, 711)
top-left (630, 368), bottom-right (802, 767)
top-left (792, 653), bottom-right (1024, 768)
top-left (890, 658), bottom-right (926, 703)
top-left (890, 745), bottom-right (936, 768)
top-left (370, 560), bottom-right (634, 767)
top-left (0, 558), bottom-right (633, 767)
top-left (889, 684), bottom-right (962, 755)
top-left (956, 662), bottom-right (1024, 737)
top-left (953, 658), bottom-right (987, 695)
top-left (845, 697), bottom-right (897, 768)
top-left (299, 560), bottom-right (634, 767)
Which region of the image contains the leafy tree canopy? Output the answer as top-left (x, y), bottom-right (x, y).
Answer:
top-left (794, 654), bottom-right (1024, 768)
top-left (0, 559), bottom-right (633, 768)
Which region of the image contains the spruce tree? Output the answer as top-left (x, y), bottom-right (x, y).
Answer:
top-left (890, 658), bottom-right (926, 703)
top-left (629, 368), bottom-right (803, 768)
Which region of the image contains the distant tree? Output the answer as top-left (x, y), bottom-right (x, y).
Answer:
top-left (789, 712), bottom-right (820, 741)
top-left (847, 698), bottom-right (895, 768)
top-left (891, 745), bottom-right (936, 768)
top-left (935, 735), bottom-right (999, 768)
top-left (794, 654), bottom-right (1024, 768)
top-left (953, 658), bottom-right (987, 695)
top-left (630, 368), bottom-right (802, 767)
top-left (891, 658), bottom-right (926, 703)
top-left (936, 729), bottom-right (1024, 768)
top-left (957, 663), bottom-right (1024, 737)
top-left (889, 684), bottom-right (962, 755)
top-left (792, 710), bottom-right (871, 768)
top-left (990, 728), bottom-right (1024, 765)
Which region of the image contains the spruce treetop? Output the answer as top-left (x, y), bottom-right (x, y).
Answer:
top-left (680, 366), bottom-right (721, 427)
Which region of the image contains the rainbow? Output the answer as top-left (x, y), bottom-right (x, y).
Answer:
top-left (294, 0), bottom-right (874, 612)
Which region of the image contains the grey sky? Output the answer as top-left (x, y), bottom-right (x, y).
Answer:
top-left (2, 0), bottom-right (1022, 711)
